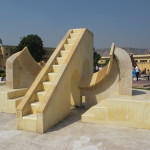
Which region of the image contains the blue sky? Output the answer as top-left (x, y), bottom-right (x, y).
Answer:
top-left (0, 0), bottom-right (150, 49)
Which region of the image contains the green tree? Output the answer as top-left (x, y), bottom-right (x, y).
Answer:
top-left (103, 58), bottom-right (110, 66)
top-left (93, 51), bottom-right (101, 67)
top-left (0, 38), bottom-right (2, 46)
top-left (15, 34), bottom-right (44, 61)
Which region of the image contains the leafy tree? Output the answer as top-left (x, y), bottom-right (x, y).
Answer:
top-left (15, 34), bottom-right (44, 61)
top-left (93, 51), bottom-right (101, 67)
top-left (0, 38), bottom-right (2, 46)
top-left (103, 58), bottom-right (110, 66)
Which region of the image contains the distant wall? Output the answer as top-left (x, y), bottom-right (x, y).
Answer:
top-left (0, 46), bottom-right (55, 68)
top-left (137, 62), bottom-right (150, 72)
top-left (0, 56), bottom-right (7, 69)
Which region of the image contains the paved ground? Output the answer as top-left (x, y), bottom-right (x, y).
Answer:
top-left (132, 77), bottom-right (150, 89)
top-left (0, 108), bottom-right (150, 150)
top-left (133, 80), bottom-right (150, 85)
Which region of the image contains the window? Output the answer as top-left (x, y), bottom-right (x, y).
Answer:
top-left (140, 60), bottom-right (147, 62)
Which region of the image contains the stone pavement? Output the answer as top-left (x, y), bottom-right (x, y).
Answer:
top-left (133, 80), bottom-right (150, 85)
top-left (0, 108), bottom-right (150, 150)
top-left (132, 79), bottom-right (150, 88)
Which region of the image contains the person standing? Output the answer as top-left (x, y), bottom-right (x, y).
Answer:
top-left (147, 69), bottom-right (150, 80)
top-left (132, 68), bottom-right (136, 80)
top-left (99, 65), bottom-right (103, 71)
top-left (135, 65), bottom-right (140, 81)
top-left (95, 65), bottom-right (99, 72)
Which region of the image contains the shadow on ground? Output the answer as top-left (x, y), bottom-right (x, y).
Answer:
top-left (46, 107), bottom-right (87, 133)
top-left (132, 89), bottom-right (146, 95)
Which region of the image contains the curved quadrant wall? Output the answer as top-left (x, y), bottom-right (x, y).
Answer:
top-left (6, 47), bottom-right (42, 89)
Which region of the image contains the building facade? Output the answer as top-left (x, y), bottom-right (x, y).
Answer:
top-left (134, 54), bottom-right (150, 71)
top-left (99, 54), bottom-right (150, 72)
top-left (0, 45), bottom-right (14, 69)
top-left (0, 45), bottom-right (55, 69)
top-left (42, 47), bottom-right (55, 62)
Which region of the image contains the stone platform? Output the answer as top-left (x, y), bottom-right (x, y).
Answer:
top-left (132, 79), bottom-right (150, 88)
top-left (0, 81), bottom-right (6, 86)
top-left (0, 84), bottom-right (27, 113)
top-left (82, 89), bottom-right (150, 129)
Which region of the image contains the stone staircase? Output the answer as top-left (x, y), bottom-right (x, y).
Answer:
top-left (17, 29), bottom-right (84, 132)
top-left (82, 93), bottom-right (150, 129)
top-left (0, 86), bottom-right (27, 113)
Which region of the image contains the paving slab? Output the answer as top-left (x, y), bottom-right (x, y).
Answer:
top-left (0, 108), bottom-right (150, 150)
top-left (133, 80), bottom-right (150, 88)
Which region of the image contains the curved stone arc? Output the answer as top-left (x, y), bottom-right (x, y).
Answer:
top-left (80, 45), bottom-right (132, 108)
top-left (80, 43), bottom-right (115, 88)
top-left (6, 47), bottom-right (42, 89)
top-left (114, 47), bottom-right (132, 95)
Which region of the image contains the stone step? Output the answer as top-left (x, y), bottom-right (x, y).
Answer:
top-left (52, 64), bottom-right (62, 72)
top-left (31, 102), bottom-right (41, 114)
top-left (6, 88), bottom-right (27, 99)
top-left (143, 84), bottom-right (150, 87)
top-left (56, 57), bottom-right (66, 65)
top-left (72, 29), bottom-right (81, 33)
top-left (36, 91), bottom-right (46, 102)
top-left (47, 72), bottom-right (57, 81)
top-left (67, 38), bottom-right (76, 44)
top-left (42, 81), bottom-right (53, 91)
top-left (3, 96), bottom-right (24, 113)
top-left (22, 114), bottom-right (37, 132)
top-left (81, 113), bottom-right (94, 123)
top-left (70, 33), bottom-right (79, 38)
top-left (60, 50), bottom-right (69, 57)
top-left (64, 44), bottom-right (73, 50)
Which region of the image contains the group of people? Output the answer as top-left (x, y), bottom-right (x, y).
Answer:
top-left (94, 65), bottom-right (103, 72)
top-left (132, 65), bottom-right (150, 81)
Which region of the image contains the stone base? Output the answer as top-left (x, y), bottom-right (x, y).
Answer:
top-left (0, 84), bottom-right (27, 113)
top-left (82, 89), bottom-right (150, 129)
top-left (0, 81), bottom-right (6, 86)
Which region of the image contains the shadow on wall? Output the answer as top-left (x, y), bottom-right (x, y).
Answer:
top-left (70, 70), bottom-right (81, 107)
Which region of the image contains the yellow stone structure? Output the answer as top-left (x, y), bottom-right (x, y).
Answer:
top-left (6, 47), bottom-right (42, 89)
top-left (81, 44), bottom-right (150, 130)
top-left (81, 89), bottom-right (150, 129)
top-left (0, 85), bottom-right (27, 113)
top-left (15, 28), bottom-right (150, 133)
top-left (0, 47), bottom-right (41, 113)
top-left (16, 28), bottom-right (93, 133)
top-left (80, 43), bottom-right (132, 108)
